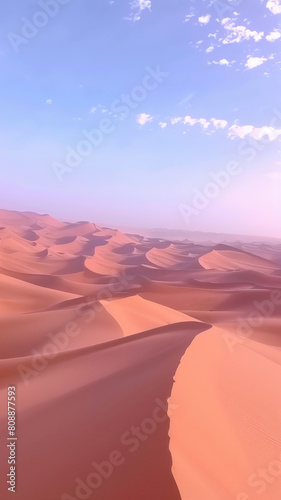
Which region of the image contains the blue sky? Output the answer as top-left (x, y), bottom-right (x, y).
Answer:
top-left (0, 0), bottom-right (281, 237)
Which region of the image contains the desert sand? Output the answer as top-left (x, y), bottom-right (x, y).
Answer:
top-left (0, 209), bottom-right (281, 500)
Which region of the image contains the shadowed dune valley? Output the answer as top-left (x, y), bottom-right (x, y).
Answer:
top-left (0, 208), bottom-right (281, 500)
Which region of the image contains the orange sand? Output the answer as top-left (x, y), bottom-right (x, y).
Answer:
top-left (0, 209), bottom-right (280, 500)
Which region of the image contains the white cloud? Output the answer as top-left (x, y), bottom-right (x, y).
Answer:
top-left (46, 99), bottom-right (53, 104)
top-left (183, 115), bottom-right (198, 126)
top-left (171, 117), bottom-right (182, 125)
top-left (170, 114), bottom-right (281, 142)
top-left (206, 46), bottom-right (214, 53)
top-left (266, 29), bottom-right (281, 41)
top-left (245, 55), bottom-right (267, 69)
top-left (171, 115), bottom-right (228, 131)
top-left (159, 122), bottom-right (167, 128)
top-left (212, 58), bottom-right (233, 66)
top-left (251, 126), bottom-right (281, 141)
top-left (164, 111), bottom-right (281, 144)
top-left (266, 0), bottom-right (281, 14)
top-left (184, 13), bottom-right (195, 22)
top-left (90, 106), bottom-right (96, 114)
top-left (211, 118), bottom-right (228, 129)
top-left (172, 115), bottom-right (210, 129)
top-left (197, 118), bottom-right (210, 129)
top-left (126, 0), bottom-right (151, 22)
top-left (221, 19), bottom-right (264, 44)
top-left (208, 33), bottom-right (217, 38)
top-left (137, 113), bottom-right (153, 125)
top-left (228, 124), bottom-right (281, 141)
top-left (221, 17), bottom-right (231, 25)
top-left (228, 124), bottom-right (254, 138)
top-left (198, 14), bottom-right (211, 25)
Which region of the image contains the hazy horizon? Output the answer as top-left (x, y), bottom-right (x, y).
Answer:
top-left (2, 205), bottom-right (281, 244)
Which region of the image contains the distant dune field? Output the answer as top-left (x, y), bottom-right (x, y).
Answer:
top-left (0, 209), bottom-right (281, 500)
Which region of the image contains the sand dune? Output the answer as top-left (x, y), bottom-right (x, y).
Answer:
top-left (100, 295), bottom-right (200, 335)
top-left (168, 327), bottom-right (281, 500)
top-left (0, 209), bottom-right (280, 500)
top-left (199, 247), bottom-right (280, 272)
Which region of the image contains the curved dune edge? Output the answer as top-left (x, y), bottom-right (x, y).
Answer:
top-left (100, 295), bottom-right (201, 335)
top-left (168, 326), bottom-right (281, 500)
top-left (199, 248), bottom-right (280, 271)
top-left (1, 322), bottom-right (209, 500)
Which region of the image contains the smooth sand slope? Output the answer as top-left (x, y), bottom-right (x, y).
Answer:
top-left (0, 209), bottom-right (280, 500)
